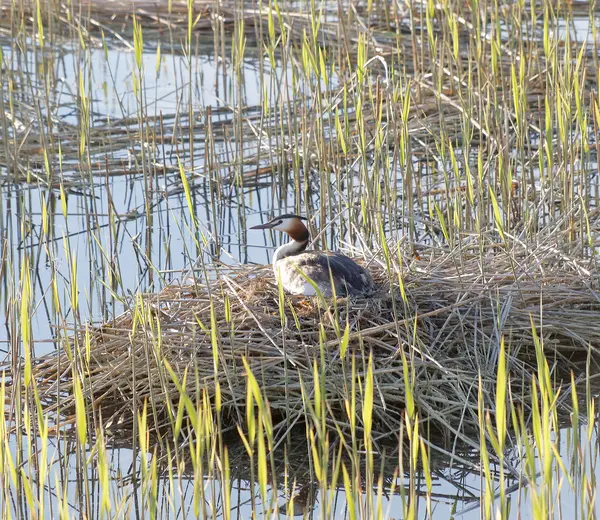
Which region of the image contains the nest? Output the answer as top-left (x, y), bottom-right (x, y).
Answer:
top-left (30, 239), bottom-right (600, 446)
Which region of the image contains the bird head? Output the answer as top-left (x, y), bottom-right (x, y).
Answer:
top-left (250, 214), bottom-right (310, 242)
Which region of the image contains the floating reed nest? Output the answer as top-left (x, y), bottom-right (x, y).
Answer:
top-left (31, 239), bottom-right (600, 444)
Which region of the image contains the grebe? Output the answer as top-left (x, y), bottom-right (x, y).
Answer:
top-left (250, 214), bottom-right (374, 297)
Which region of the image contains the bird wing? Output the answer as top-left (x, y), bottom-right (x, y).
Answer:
top-left (292, 252), bottom-right (373, 295)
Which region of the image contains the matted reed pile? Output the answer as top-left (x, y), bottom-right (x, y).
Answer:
top-left (32, 239), bottom-right (600, 441)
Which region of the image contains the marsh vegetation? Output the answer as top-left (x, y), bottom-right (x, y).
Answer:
top-left (1, 0), bottom-right (600, 518)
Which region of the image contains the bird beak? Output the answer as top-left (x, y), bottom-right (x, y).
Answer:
top-left (250, 222), bottom-right (272, 230)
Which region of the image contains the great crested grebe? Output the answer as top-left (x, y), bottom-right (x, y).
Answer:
top-left (250, 214), bottom-right (374, 297)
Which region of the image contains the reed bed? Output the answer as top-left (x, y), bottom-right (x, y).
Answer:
top-left (28, 235), bottom-right (600, 448)
top-left (2, 0), bottom-right (600, 516)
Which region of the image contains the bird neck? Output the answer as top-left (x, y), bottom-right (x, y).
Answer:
top-left (273, 238), bottom-right (309, 264)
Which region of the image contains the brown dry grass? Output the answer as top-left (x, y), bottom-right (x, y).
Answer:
top-left (26, 235), bottom-right (600, 450)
